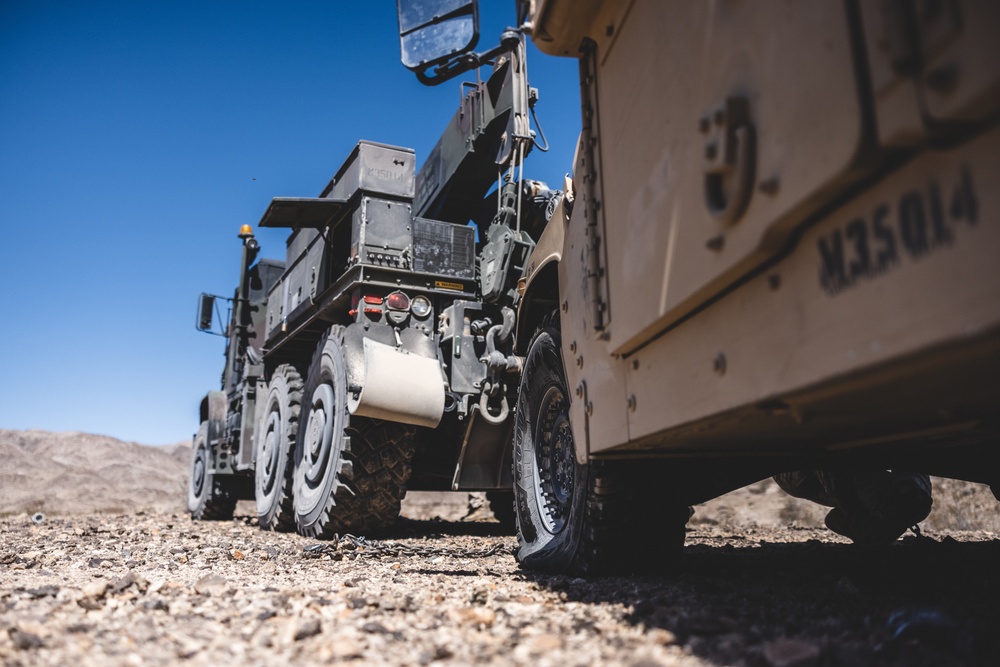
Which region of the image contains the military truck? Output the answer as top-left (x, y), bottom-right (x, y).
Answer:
top-left (398, 0), bottom-right (1000, 572)
top-left (189, 20), bottom-right (560, 537)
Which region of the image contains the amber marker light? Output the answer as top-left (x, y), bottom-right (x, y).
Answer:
top-left (238, 224), bottom-right (253, 238)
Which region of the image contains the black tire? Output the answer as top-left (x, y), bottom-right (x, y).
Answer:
top-left (293, 326), bottom-right (415, 538)
top-left (187, 421), bottom-right (237, 521)
top-left (255, 364), bottom-right (303, 531)
top-left (486, 491), bottom-right (517, 532)
top-left (513, 312), bottom-right (689, 574)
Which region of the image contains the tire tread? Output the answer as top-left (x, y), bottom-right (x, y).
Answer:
top-left (296, 326), bottom-right (416, 539)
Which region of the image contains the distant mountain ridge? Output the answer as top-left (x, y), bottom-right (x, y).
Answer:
top-left (1, 429), bottom-right (996, 533)
top-left (0, 429), bottom-right (191, 516)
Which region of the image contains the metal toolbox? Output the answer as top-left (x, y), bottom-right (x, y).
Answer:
top-left (320, 141), bottom-right (415, 203)
top-left (350, 196), bottom-right (413, 269)
top-left (265, 230), bottom-right (327, 338)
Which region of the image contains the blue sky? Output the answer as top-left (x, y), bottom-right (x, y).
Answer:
top-left (0, 1), bottom-right (580, 445)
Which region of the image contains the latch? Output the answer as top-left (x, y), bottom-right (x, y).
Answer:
top-left (701, 96), bottom-right (756, 225)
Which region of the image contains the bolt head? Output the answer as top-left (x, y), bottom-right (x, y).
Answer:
top-left (713, 353), bottom-right (727, 376)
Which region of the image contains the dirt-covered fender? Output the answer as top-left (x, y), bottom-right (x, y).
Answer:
top-left (515, 174), bottom-right (573, 355)
top-left (199, 390), bottom-right (227, 444)
top-left (196, 390), bottom-right (229, 471)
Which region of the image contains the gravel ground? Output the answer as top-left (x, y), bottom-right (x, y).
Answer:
top-left (2, 509), bottom-right (998, 667)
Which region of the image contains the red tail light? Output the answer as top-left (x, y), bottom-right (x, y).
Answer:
top-left (386, 291), bottom-right (410, 311)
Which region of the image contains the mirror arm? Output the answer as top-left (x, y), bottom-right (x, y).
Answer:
top-left (416, 29), bottom-right (521, 86)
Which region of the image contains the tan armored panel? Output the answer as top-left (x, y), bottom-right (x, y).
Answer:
top-left (859, 1), bottom-right (1000, 146)
top-left (530, 0), bottom-right (1000, 456)
top-left (624, 126), bottom-right (1000, 449)
top-left (914, 1), bottom-right (1000, 123)
top-left (589, 1), bottom-right (869, 355)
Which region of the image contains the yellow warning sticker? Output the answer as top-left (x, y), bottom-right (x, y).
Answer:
top-left (434, 280), bottom-right (464, 291)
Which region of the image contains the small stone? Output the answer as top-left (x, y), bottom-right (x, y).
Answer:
top-left (24, 585), bottom-right (60, 599)
top-left (230, 548), bottom-right (246, 561)
top-left (110, 571), bottom-right (149, 595)
top-left (525, 633), bottom-right (563, 652)
top-left (194, 574), bottom-right (229, 596)
top-left (9, 629), bottom-right (44, 651)
top-left (647, 628), bottom-right (678, 646)
top-left (77, 597), bottom-right (104, 610)
top-left (294, 619), bottom-right (322, 641)
top-left (327, 636), bottom-right (364, 660)
top-left (361, 621), bottom-right (392, 635)
top-left (141, 599), bottom-right (169, 612)
top-left (449, 607), bottom-right (496, 627)
top-left (418, 644), bottom-right (455, 665)
top-left (83, 580), bottom-right (110, 599)
top-left (763, 637), bottom-right (821, 667)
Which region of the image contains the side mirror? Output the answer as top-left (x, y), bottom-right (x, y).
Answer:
top-left (397, 0), bottom-right (478, 71)
top-left (196, 293), bottom-right (226, 335)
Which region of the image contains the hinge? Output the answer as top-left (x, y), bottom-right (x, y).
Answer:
top-left (578, 41), bottom-right (608, 332)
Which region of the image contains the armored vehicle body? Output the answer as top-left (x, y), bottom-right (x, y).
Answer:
top-left (399, 0), bottom-right (1000, 572)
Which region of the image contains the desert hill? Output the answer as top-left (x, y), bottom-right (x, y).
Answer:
top-left (0, 429), bottom-right (190, 516)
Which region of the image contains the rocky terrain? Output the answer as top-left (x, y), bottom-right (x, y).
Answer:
top-left (1, 430), bottom-right (998, 666)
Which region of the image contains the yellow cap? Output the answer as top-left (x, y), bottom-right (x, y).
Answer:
top-left (238, 224), bottom-right (253, 238)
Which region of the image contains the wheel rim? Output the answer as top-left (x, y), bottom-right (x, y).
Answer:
top-left (534, 384), bottom-right (575, 535)
top-left (259, 409), bottom-right (281, 496)
top-left (191, 441), bottom-right (208, 498)
top-left (301, 382), bottom-right (337, 505)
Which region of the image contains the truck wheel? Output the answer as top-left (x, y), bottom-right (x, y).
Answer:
top-left (486, 491), bottom-right (517, 531)
top-left (513, 314), bottom-right (593, 572)
top-left (255, 365), bottom-right (303, 531)
top-left (294, 326), bottom-right (415, 538)
top-left (187, 421), bottom-right (237, 520)
top-left (513, 313), bottom-right (688, 574)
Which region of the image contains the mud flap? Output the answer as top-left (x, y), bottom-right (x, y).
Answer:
top-left (347, 338), bottom-right (445, 428)
top-left (451, 403), bottom-right (514, 491)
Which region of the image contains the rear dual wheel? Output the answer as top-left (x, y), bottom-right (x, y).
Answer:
top-left (293, 326), bottom-right (415, 538)
top-left (255, 365), bottom-right (303, 531)
top-left (187, 421), bottom-right (237, 521)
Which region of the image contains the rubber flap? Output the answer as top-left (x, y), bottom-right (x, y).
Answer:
top-left (348, 338), bottom-right (445, 428)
